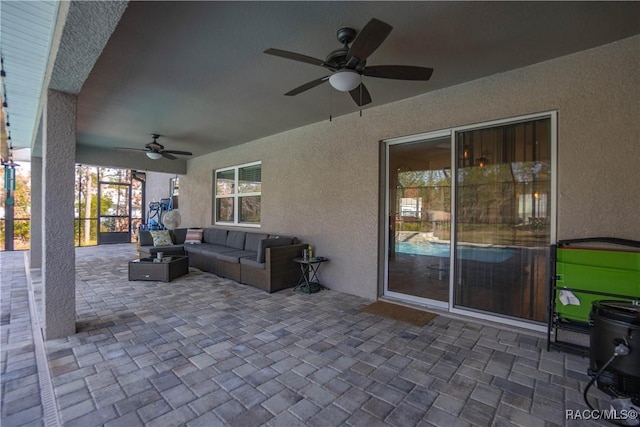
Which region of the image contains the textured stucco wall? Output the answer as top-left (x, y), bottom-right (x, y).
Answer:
top-left (34, 0), bottom-right (128, 153)
top-left (182, 36), bottom-right (640, 300)
top-left (146, 171), bottom-right (178, 205)
top-left (42, 90), bottom-right (77, 339)
top-left (49, 1), bottom-right (129, 94)
top-left (29, 156), bottom-right (43, 269)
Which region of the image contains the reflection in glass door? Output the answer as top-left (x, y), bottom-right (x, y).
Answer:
top-left (454, 118), bottom-right (552, 322)
top-left (387, 136), bottom-right (451, 303)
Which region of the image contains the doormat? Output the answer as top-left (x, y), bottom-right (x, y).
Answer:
top-left (360, 301), bottom-right (437, 326)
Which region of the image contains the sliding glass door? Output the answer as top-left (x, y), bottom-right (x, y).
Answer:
top-left (385, 113), bottom-right (555, 325)
top-left (387, 135), bottom-right (451, 305)
top-left (454, 118), bottom-right (552, 321)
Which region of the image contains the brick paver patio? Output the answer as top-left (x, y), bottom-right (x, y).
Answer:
top-left (1, 244), bottom-right (610, 426)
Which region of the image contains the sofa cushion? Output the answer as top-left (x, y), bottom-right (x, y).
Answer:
top-left (139, 231), bottom-right (154, 246)
top-left (142, 244), bottom-right (185, 257)
top-left (269, 234), bottom-right (299, 244)
top-left (184, 229), bottom-right (203, 244)
top-left (245, 233), bottom-right (268, 252)
top-left (240, 257), bottom-right (266, 270)
top-left (257, 237), bottom-right (293, 263)
top-left (204, 228), bottom-right (228, 245)
top-left (218, 250), bottom-right (257, 263)
top-left (171, 228), bottom-right (188, 244)
top-left (184, 243), bottom-right (234, 256)
top-left (226, 231), bottom-right (246, 250)
top-left (150, 230), bottom-right (172, 246)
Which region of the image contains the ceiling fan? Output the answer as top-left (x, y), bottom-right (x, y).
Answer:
top-left (115, 134), bottom-right (192, 160)
top-left (264, 18), bottom-right (433, 107)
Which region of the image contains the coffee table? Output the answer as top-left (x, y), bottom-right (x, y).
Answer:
top-left (128, 256), bottom-right (189, 282)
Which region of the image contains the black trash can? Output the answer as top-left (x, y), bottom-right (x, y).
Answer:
top-left (589, 300), bottom-right (640, 398)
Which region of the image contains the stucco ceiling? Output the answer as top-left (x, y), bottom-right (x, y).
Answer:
top-left (6, 1), bottom-right (640, 162)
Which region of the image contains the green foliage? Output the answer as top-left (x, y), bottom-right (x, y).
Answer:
top-left (399, 223), bottom-right (423, 232)
top-left (2, 164), bottom-right (142, 249)
top-left (1, 168), bottom-right (31, 249)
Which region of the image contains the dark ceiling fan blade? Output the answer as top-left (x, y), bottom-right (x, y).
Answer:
top-left (285, 76), bottom-right (330, 96)
top-left (349, 83), bottom-right (372, 106)
top-left (114, 147), bottom-right (149, 152)
top-left (163, 150), bottom-right (192, 156)
top-left (347, 18), bottom-right (393, 62)
top-left (363, 65), bottom-right (433, 81)
top-left (161, 152), bottom-right (177, 160)
top-left (264, 48), bottom-right (326, 68)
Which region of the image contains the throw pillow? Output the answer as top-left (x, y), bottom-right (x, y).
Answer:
top-left (150, 230), bottom-right (172, 247)
top-left (184, 228), bottom-right (203, 244)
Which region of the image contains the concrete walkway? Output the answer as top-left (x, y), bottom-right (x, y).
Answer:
top-left (1, 244), bottom-right (610, 426)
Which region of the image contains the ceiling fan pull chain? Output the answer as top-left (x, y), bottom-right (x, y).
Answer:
top-left (329, 87), bottom-right (333, 122)
top-left (359, 77), bottom-right (363, 117)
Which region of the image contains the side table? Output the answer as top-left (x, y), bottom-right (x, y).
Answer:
top-left (293, 257), bottom-right (328, 293)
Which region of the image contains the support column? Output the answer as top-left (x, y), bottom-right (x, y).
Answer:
top-left (42, 90), bottom-right (76, 340)
top-left (30, 155), bottom-right (43, 269)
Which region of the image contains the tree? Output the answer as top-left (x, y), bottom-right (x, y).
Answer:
top-left (13, 170), bottom-right (31, 244)
top-left (0, 166), bottom-right (31, 250)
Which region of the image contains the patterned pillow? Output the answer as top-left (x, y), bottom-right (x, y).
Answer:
top-left (150, 230), bottom-right (172, 246)
top-left (184, 229), bottom-right (203, 244)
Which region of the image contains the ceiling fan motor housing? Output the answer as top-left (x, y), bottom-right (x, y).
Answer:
top-left (326, 48), bottom-right (349, 68)
top-left (336, 27), bottom-right (356, 45)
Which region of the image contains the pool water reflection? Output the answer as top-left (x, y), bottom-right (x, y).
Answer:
top-left (395, 241), bottom-right (515, 262)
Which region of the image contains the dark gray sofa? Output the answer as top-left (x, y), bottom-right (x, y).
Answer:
top-left (139, 227), bottom-right (306, 293)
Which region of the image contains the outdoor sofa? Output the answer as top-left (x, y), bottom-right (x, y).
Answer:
top-left (139, 227), bottom-right (306, 293)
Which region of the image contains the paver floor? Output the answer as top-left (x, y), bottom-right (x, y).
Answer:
top-left (1, 244), bottom-right (613, 426)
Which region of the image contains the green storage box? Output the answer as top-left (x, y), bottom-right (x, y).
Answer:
top-left (555, 247), bottom-right (640, 323)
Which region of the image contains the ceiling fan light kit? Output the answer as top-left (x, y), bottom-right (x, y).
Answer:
top-left (329, 70), bottom-right (361, 92)
top-left (146, 152), bottom-right (163, 160)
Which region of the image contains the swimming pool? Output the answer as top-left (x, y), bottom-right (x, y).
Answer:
top-left (395, 241), bottom-right (515, 263)
top-left (396, 241), bottom-right (450, 257)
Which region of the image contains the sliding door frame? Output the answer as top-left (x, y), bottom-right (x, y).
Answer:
top-left (383, 111), bottom-right (557, 332)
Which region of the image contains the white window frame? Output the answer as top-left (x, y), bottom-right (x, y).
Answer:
top-left (214, 161), bottom-right (262, 227)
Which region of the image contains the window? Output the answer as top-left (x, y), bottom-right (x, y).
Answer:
top-left (214, 161), bottom-right (261, 226)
